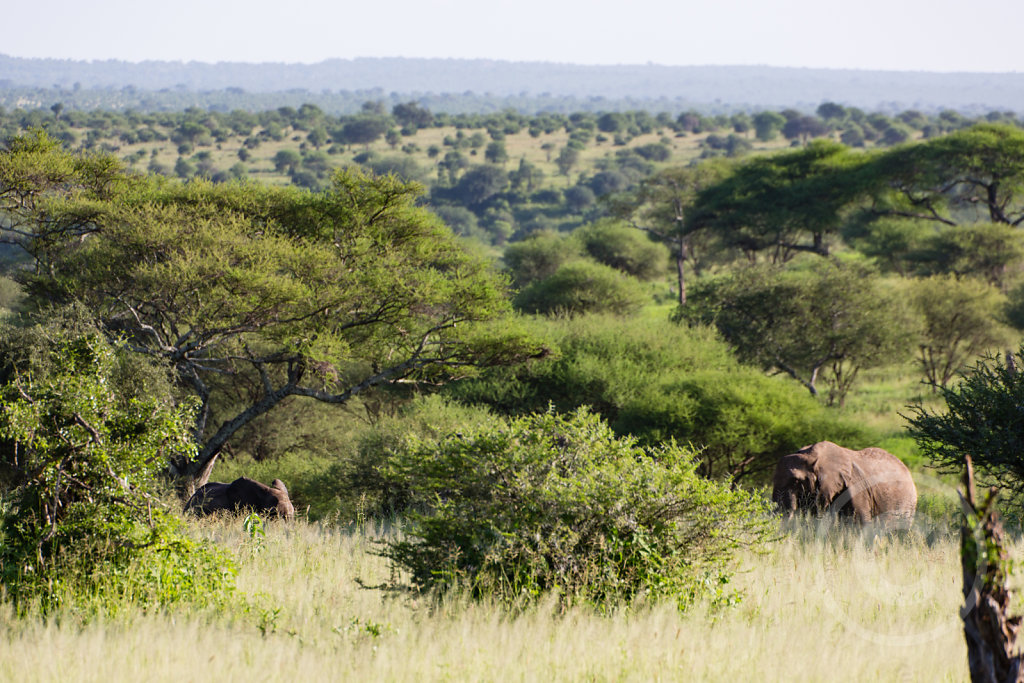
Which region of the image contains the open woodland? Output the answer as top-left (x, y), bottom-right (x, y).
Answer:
top-left (2, 95), bottom-right (1024, 680)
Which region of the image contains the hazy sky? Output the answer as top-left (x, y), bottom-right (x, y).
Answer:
top-left (6, 0), bottom-right (1023, 73)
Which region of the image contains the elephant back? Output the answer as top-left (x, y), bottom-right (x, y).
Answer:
top-left (184, 481), bottom-right (231, 515)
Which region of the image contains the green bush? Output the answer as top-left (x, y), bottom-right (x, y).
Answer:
top-left (503, 230), bottom-right (582, 289)
top-left (679, 262), bottom-right (918, 406)
top-left (573, 220), bottom-right (669, 281)
top-left (0, 311), bottom-right (235, 614)
top-left (514, 261), bottom-right (647, 317)
top-left (382, 408), bottom-right (772, 608)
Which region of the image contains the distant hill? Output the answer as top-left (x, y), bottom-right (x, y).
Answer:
top-left (1, 54), bottom-right (1021, 114)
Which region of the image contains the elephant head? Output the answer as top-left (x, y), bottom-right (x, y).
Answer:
top-left (771, 441), bottom-right (916, 524)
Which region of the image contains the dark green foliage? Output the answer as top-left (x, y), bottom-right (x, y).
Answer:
top-left (564, 185), bottom-right (596, 211)
top-left (840, 217), bottom-right (934, 275)
top-left (447, 164), bottom-right (508, 207)
top-left (913, 222), bottom-right (1024, 287)
top-left (817, 102), bottom-right (847, 122)
top-left (484, 141), bottom-right (508, 165)
top-left (574, 220), bottom-right (669, 280)
top-left (752, 111), bottom-right (786, 141)
top-left (273, 149), bottom-right (302, 172)
top-left (214, 394), bottom-right (498, 521)
top-left (555, 146), bottom-right (580, 176)
top-left (448, 315), bottom-right (867, 481)
top-left (782, 116), bottom-right (829, 142)
top-left (847, 219), bottom-right (1024, 286)
top-left (513, 261), bottom-right (647, 317)
top-left (382, 408), bottom-right (773, 608)
top-left (392, 102), bottom-right (433, 130)
top-left (700, 134), bottom-right (752, 158)
top-left (0, 310), bottom-right (235, 614)
top-left (587, 170), bottom-right (630, 196)
top-left (173, 157), bottom-right (195, 178)
top-left (687, 141), bottom-right (866, 261)
top-left (1004, 283), bottom-right (1024, 331)
top-left (366, 154), bottom-right (427, 183)
top-left (840, 125), bottom-right (866, 147)
top-left (866, 124), bottom-right (1024, 229)
top-left (906, 348), bottom-right (1024, 495)
top-left (879, 125), bottom-right (912, 146)
top-left (431, 204), bottom-right (483, 241)
top-left (324, 395), bottom-right (497, 519)
top-left (334, 116), bottom-right (390, 146)
top-left (503, 230), bottom-right (582, 288)
top-left (633, 143), bottom-right (671, 162)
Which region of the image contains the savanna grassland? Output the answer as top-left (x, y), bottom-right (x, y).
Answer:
top-left (5, 99), bottom-right (1024, 682)
top-left (0, 515), bottom-right (976, 682)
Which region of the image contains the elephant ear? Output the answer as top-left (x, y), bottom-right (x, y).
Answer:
top-left (811, 473), bottom-right (843, 509)
top-left (814, 460), bottom-right (850, 512)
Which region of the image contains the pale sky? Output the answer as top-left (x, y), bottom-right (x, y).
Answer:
top-left (5, 0), bottom-right (1023, 73)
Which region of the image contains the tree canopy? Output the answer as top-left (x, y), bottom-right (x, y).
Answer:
top-left (679, 262), bottom-right (918, 405)
top-left (0, 132), bottom-right (544, 488)
top-left (685, 141), bottom-right (870, 262)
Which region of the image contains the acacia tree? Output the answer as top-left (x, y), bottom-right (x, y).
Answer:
top-left (680, 262), bottom-right (919, 405)
top-left (908, 275), bottom-right (1014, 390)
top-left (1, 132), bottom-right (543, 492)
top-left (685, 141), bottom-right (872, 263)
top-left (866, 123), bottom-right (1024, 228)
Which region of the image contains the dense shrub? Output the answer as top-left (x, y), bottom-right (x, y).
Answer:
top-left (513, 261), bottom-right (647, 317)
top-left (0, 311), bottom-right (235, 614)
top-left (382, 408), bottom-right (773, 608)
top-left (633, 143), bottom-right (672, 162)
top-left (574, 220), bottom-right (669, 280)
top-left (503, 230), bottom-right (583, 288)
top-left (447, 315), bottom-right (867, 481)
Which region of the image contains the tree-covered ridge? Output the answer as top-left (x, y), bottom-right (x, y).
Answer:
top-left (0, 98), bottom-right (1015, 251)
top-left (3, 55), bottom-right (1024, 113)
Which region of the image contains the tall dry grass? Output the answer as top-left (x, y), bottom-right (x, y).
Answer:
top-left (0, 516), bottom-right (977, 681)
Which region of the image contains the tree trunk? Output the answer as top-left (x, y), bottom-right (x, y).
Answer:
top-left (675, 235), bottom-right (689, 306)
top-left (961, 456), bottom-right (1024, 682)
top-left (676, 254), bottom-right (686, 306)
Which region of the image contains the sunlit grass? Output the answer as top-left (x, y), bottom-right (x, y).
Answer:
top-left (0, 515), bottom-right (980, 681)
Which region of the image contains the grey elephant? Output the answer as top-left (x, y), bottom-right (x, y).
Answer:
top-left (771, 441), bottom-right (916, 523)
top-left (184, 477), bottom-right (296, 521)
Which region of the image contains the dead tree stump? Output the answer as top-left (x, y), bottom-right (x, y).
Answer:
top-left (961, 455), bottom-right (1024, 682)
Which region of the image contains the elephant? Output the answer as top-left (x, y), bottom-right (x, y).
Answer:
top-left (771, 441), bottom-right (916, 524)
top-left (184, 477), bottom-right (296, 521)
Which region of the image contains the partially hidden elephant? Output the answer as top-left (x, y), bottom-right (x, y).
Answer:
top-left (771, 441), bottom-right (916, 524)
top-left (185, 477), bottom-right (295, 521)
